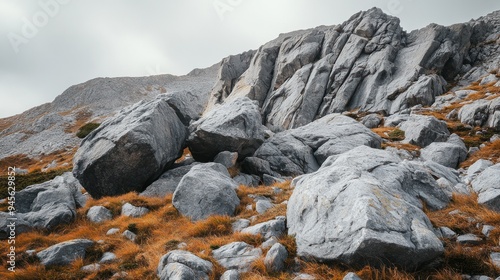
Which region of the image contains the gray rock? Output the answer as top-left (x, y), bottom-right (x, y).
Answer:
top-left (232, 219), bottom-right (250, 232)
top-left (73, 96), bottom-right (187, 199)
top-left (481, 225), bottom-right (495, 237)
top-left (471, 164), bottom-right (500, 211)
top-left (479, 74), bottom-right (498, 86)
top-left (173, 163), bottom-right (240, 221)
top-left (87, 206), bottom-right (112, 223)
top-left (121, 203), bottom-right (149, 218)
top-left (212, 242), bottom-right (262, 272)
top-left (264, 243), bottom-right (288, 273)
top-left (491, 252), bottom-right (500, 270)
top-left (440, 227), bottom-right (457, 238)
top-left (458, 97), bottom-right (500, 129)
top-left (360, 114), bottom-right (382, 128)
top-left (293, 273), bottom-right (316, 280)
top-left (390, 114), bottom-right (450, 147)
top-left (468, 147), bottom-right (480, 156)
top-left (456, 234), bottom-right (482, 245)
top-left (467, 159), bottom-right (493, 177)
top-left (491, 134), bottom-right (500, 142)
top-left (256, 200), bottom-right (274, 214)
top-left (99, 252), bottom-right (117, 264)
top-left (233, 173), bottom-right (260, 187)
top-left (37, 239), bottom-right (94, 266)
top-left (106, 228), bottom-right (120, 235)
top-left (262, 174), bottom-right (285, 186)
top-left (163, 90), bottom-right (209, 126)
top-left (343, 272), bottom-right (362, 280)
top-left (81, 263), bottom-right (100, 272)
top-left (214, 151), bottom-right (239, 169)
top-left (287, 146), bottom-right (447, 269)
top-left (188, 97), bottom-right (266, 162)
top-left (157, 250), bottom-right (213, 280)
top-left (122, 230), bottom-right (137, 242)
top-left (254, 114), bottom-right (381, 176)
top-left (220, 270), bottom-right (240, 280)
top-left (420, 134), bottom-right (467, 168)
top-left (241, 157), bottom-right (280, 178)
top-left (13, 172), bottom-right (85, 233)
top-left (261, 236), bottom-right (279, 249)
top-left (0, 212), bottom-right (32, 240)
top-left (241, 218), bottom-right (286, 239)
top-left (141, 163), bottom-right (200, 197)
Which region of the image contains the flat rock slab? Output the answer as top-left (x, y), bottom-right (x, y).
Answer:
top-left (212, 242), bottom-right (262, 272)
top-left (37, 239), bottom-right (94, 266)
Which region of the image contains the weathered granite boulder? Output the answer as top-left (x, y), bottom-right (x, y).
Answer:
top-left (471, 163), bottom-right (500, 211)
top-left (420, 134), bottom-right (468, 168)
top-left (253, 114), bottom-right (382, 177)
top-left (188, 97), bottom-right (266, 162)
top-left (173, 163), bottom-right (240, 220)
top-left (73, 96), bottom-right (187, 198)
top-left (37, 239), bottom-right (94, 266)
top-left (287, 146), bottom-right (447, 269)
top-left (157, 250), bottom-right (213, 280)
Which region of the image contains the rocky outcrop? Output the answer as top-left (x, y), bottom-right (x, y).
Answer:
top-left (187, 97), bottom-right (266, 162)
top-left (73, 96), bottom-right (187, 198)
top-left (287, 146), bottom-right (448, 269)
top-left (172, 163), bottom-right (240, 220)
top-left (251, 114), bottom-right (382, 177)
top-left (458, 97), bottom-right (500, 129)
top-left (205, 8), bottom-right (484, 132)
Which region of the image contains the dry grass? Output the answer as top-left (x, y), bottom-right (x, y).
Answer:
top-left (174, 147), bottom-right (191, 163)
top-left (460, 139), bottom-right (500, 168)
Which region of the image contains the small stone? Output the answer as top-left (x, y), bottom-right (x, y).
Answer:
top-left (468, 147), bottom-right (480, 156)
top-left (256, 200), bottom-right (274, 214)
top-left (245, 204), bottom-right (253, 211)
top-left (343, 272), bottom-right (362, 280)
top-left (122, 230), bottom-right (137, 242)
top-left (491, 134), bottom-right (500, 142)
top-left (440, 227), bottom-right (457, 239)
top-left (121, 203), bottom-right (149, 218)
top-left (220, 269), bottom-right (240, 280)
top-left (177, 242), bottom-right (188, 249)
top-left (456, 234), bottom-right (482, 245)
top-left (111, 271), bottom-right (128, 279)
top-left (491, 252), bottom-right (500, 270)
top-left (25, 250), bottom-right (36, 256)
top-left (482, 225), bottom-right (495, 237)
top-left (81, 263), bottom-right (100, 272)
top-left (214, 151), bottom-right (239, 169)
top-left (232, 219), bottom-right (250, 232)
top-left (106, 228), bottom-right (120, 235)
top-left (264, 243), bottom-right (288, 273)
top-left (293, 273), bottom-right (316, 280)
top-left (99, 252), bottom-right (117, 264)
top-left (261, 236), bottom-right (279, 249)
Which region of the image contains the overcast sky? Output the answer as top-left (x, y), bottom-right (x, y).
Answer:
top-left (1, 0), bottom-right (499, 118)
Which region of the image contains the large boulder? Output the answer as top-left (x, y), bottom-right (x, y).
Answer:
top-left (37, 239), bottom-right (94, 266)
top-left (420, 134), bottom-right (468, 168)
top-left (252, 114), bottom-right (382, 177)
top-left (187, 97), bottom-right (266, 162)
top-left (140, 163), bottom-right (200, 197)
top-left (471, 163), bottom-right (500, 211)
top-left (172, 163), bottom-right (240, 221)
top-left (287, 146), bottom-right (447, 269)
top-left (157, 250), bottom-right (213, 280)
top-left (385, 114), bottom-right (450, 147)
top-left (73, 96), bottom-right (187, 198)
top-left (163, 90), bottom-right (211, 126)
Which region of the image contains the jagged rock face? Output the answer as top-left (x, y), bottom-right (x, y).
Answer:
top-left (287, 146), bottom-right (448, 269)
top-left (206, 7), bottom-right (485, 132)
top-left (252, 114), bottom-right (382, 177)
top-left (187, 97), bottom-right (266, 162)
top-left (73, 96), bottom-right (187, 199)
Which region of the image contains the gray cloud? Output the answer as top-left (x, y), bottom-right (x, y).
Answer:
top-left (1, 0), bottom-right (499, 118)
